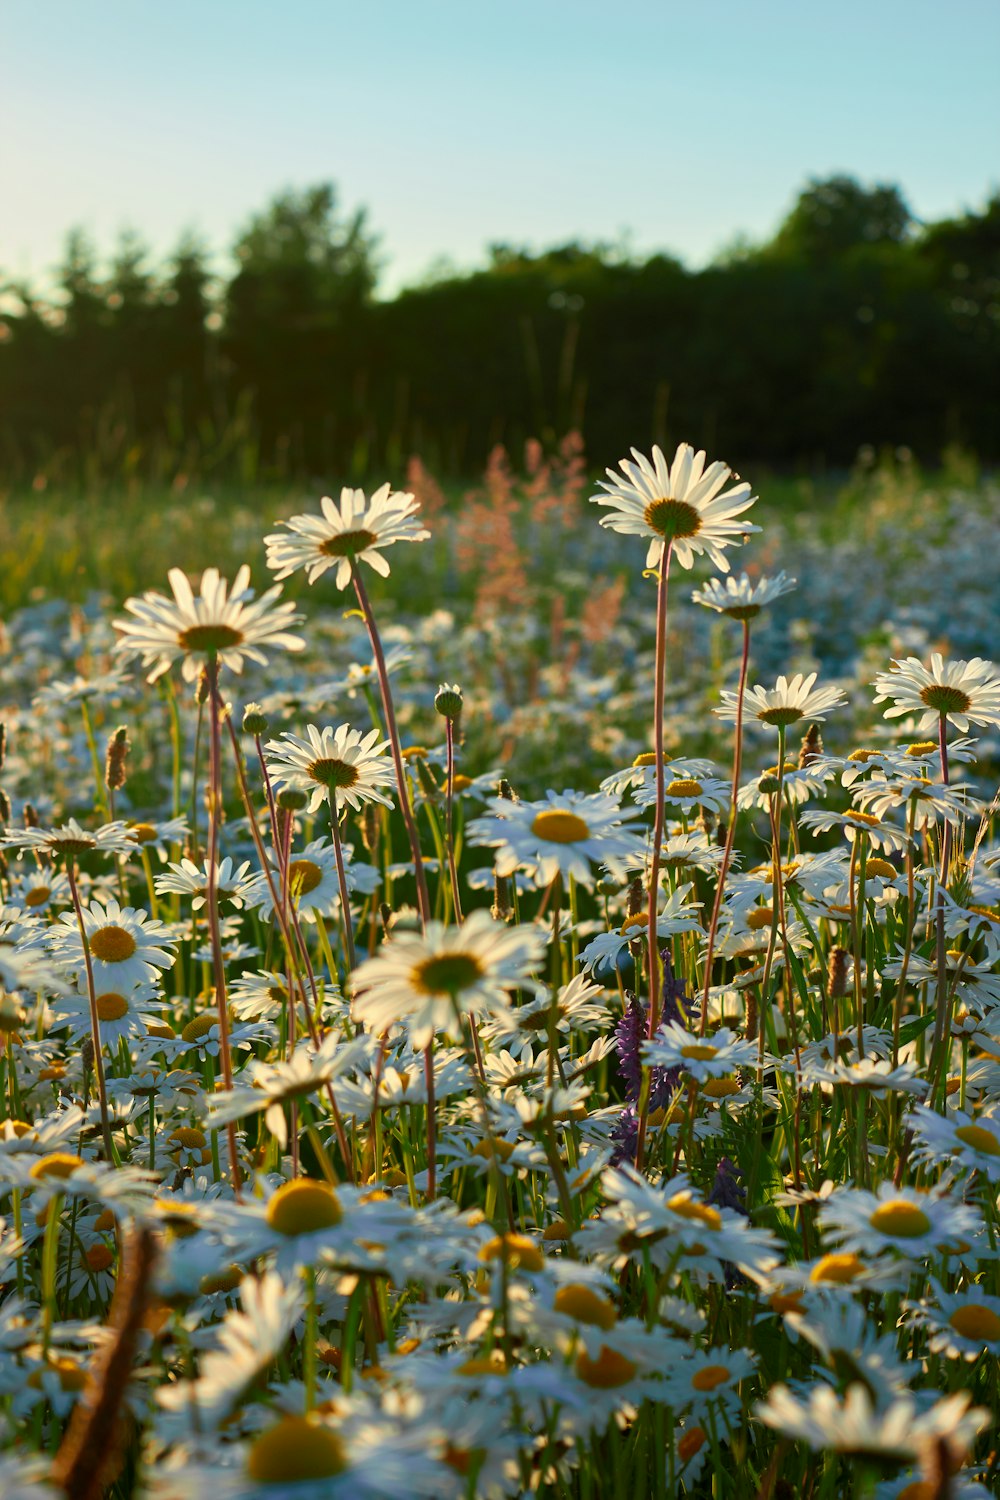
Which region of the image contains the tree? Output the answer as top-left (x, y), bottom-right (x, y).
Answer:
top-left (769, 175), bottom-right (913, 261)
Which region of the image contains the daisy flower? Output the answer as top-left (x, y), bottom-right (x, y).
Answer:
top-left (798, 807), bottom-right (912, 854)
top-left (467, 789), bottom-right (644, 889)
top-left (590, 441), bottom-right (760, 572)
top-left (48, 897), bottom-right (175, 991)
top-left (817, 1183), bottom-right (980, 1259)
top-left (264, 483), bottom-right (430, 589)
top-left (54, 982), bottom-right (162, 1048)
top-left (264, 724), bottom-right (394, 814)
top-left (631, 772), bottom-right (731, 816)
top-left (579, 885), bottom-right (703, 973)
top-left (692, 571), bottom-right (796, 619)
top-left (351, 909), bottom-right (545, 1048)
top-left (873, 653), bottom-right (1000, 733)
top-left (756, 1383), bottom-right (988, 1465)
top-left (909, 1103), bottom-right (1000, 1181)
top-left (1, 818), bottom-right (135, 860)
top-left (905, 1279), bottom-right (1000, 1361)
top-left (154, 856), bottom-right (268, 913)
top-left (113, 565), bottom-right (304, 682)
top-left (717, 672), bottom-right (846, 729)
top-left (642, 1022), bottom-right (759, 1081)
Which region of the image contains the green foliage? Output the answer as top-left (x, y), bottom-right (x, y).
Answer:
top-left (0, 175), bottom-right (998, 485)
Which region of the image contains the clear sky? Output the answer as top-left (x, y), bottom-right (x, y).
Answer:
top-left (3, 0), bottom-right (998, 297)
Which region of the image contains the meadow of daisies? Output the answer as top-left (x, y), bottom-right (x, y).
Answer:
top-left (0, 444), bottom-right (998, 1500)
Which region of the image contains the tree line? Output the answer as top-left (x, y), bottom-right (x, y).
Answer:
top-left (1, 174), bottom-right (997, 485)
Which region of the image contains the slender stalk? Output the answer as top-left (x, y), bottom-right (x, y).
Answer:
top-left (66, 863), bottom-right (115, 1162)
top-left (634, 542), bottom-right (673, 1174)
top-left (351, 566), bottom-right (430, 927)
top-left (931, 715), bottom-right (953, 1072)
top-left (328, 788), bottom-right (357, 973)
top-left (755, 725), bottom-right (787, 1068)
top-left (444, 717), bottom-right (463, 922)
top-left (352, 564), bottom-right (436, 1197)
top-left (700, 618), bottom-right (750, 1032)
top-left (204, 655), bottom-right (242, 1192)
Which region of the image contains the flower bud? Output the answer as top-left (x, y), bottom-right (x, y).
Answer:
top-left (277, 787), bottom-right (308, 812)
top-left (242, 703), bottom-right (269, 738)
top-left (105, 726), bottom-right (131, 792)
top-left (434, 683), bottom-right (464, 720)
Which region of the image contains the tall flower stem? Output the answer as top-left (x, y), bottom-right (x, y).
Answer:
top-left (65, 863), bottom-right (114, 1163)
top-left (700, 618), bottom-right (750, 1033)
top-left (755, 726), bottom-right (787, 1066)
top-left (351, 567), bottom-right (431, 928)
top-left (351, 565), bottom-right (436, 1198)
top-left (634, 541), bottom-right (673, 1174)
top-left (930, 715), bottom-right (953, 1091)
top-left (444, 718), bottom-right (463, 923)
top-left (204, 655), bottom-right (242, 1192)
top-left (328, 788), bottom-right (357, 974)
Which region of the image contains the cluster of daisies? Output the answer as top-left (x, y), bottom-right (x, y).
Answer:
top-left (0, 451), bottom-right (997, 1498)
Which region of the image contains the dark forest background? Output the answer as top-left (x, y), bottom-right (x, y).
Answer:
top-left (2, 173), bottom-right (998, 485)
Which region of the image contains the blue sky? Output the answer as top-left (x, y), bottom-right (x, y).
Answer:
top-left (3, 0), bottom-right (998, 295)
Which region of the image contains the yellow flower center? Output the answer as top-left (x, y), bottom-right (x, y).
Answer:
top-left (89, 925), bottom-right (137, 963)
top-left (703, 1077), bottom-right (741, 1098)
top-left (30, 1152), bottom-right (84, 1181)
top-left (810, 1252), bottom-right (865, 1284)
top-left (531, 809), bottom-right (590, 844)
top-left (865, 858), bottom-right (897, 880)
top-left (458, 1350), bottom-right (508, 1376)
top-left (948, 1304), bottom-right (1000, 1342)
top-left (246, 1416), bottom-right (347, 1482)
top-left (168, 1127), bottom-right (207, 1151)
top-left (643, 496), bottom-right (702, 541)
top-left (769, 1291), bottom-right (804, 1315)
top-left (318, 527), bottom-right (378, 559)
top-left (306, 758), bottom-right (360, 790)
top-left (632, 751), bottom-right (662, 767)
top-left (27, 1356), bottom-right (87, 1393)
top-left (24, 886), bottom-right (51, 908)
top-left (666, 778), bottom-right (703, 798)
top-left (746, 907), bottom-right (775, 930)
top-left (478, 1233), bottom-right (545, 1273)
top-left (678, 1426), bottom-right (707, 1464)
top-left (177, 623), bottom-right (244, 652)
top-left (969, 905), bottom-right (999, 923)
top-left (667, 1193), bottom-right (721, 1231)
top-left (288, 859), bottom-right (325, 897)
top-left (846, 811), bottom-right (881, 829)
top-left (96, 992), bottom-right (129, 1022)
top-left (1, 1120), bottom-right (32, 1138)
top-left (575, 1344), bottom-right (638, 1388)
top-left (869, 1199), bottom-right (931, 1238)
top-left (905, 741), bottom-right (938, 756)
top-left (553, 1284), bottom-right (618, 1330)
top-left (85, 1244), bottom-right (114, 1273)
top-left (918, 684), bottom-right (972, 715)
top-left (471, 1136), bottom-right (516, 1163)
top-left (955, 1123), bottom-right (1000, 1157)
top-left (129, 822), bottom-right (158, 844)
top-left (413, 951), bottom-right (485, 995)
top-left (848, 748), bottom-right (878, 762)
top-left (181, 1012), bottom-right (219, 1043)
top-left (691, 1364), bottom-right (730, 1392)
top-left (619, 914), bottom-right (647, 936)
top-left (266, 1179), bottom-right (343, 1236)
top-left (680, 1044), bottom-right (718, 1061)
top-left (757, 706), bottom-right (805, 727)
top-left (146, 1020), bottom-right (176, 1040)
top-left (543, 1219), bottom-right (570, 1241)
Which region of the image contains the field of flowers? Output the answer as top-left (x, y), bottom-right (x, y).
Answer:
top-left (0, 441), bottom-right (998, 1499)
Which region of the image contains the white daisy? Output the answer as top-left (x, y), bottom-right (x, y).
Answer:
top-left (113, 565), bottom-right (304, 682)
top-left (264, 482), bottom-right (431, 589)
top-left (351, 909), bottom-right (544, 1048)
top-left (873, 653), bottom-right (1000, 733)
top-left (1, 818), bottom-right (135, 861)
top-left (466, 789), bottom-right (644, 889)
top-left (579, 885), bottom-right (703, 972)
top-left (817, 1183), bottom-right (980, 1259)
top-left (264, 724), bottom-right (394, 815)
top-left (642, 1022), bottom-right (759, 1081)
top-left (909, 1103), bottom-right (1000, 1181)
top-left (692, 571), bottom-right (796, 619)
top-left (756, 1382), bottom-right (988, 1464)
top-left (905, 1279), bottom-right (1000, 1361)
top-left (48, 897), bottom-right (175, 991)
top-left (590, 441), bottom-right (759, 572)
top-left (154, 856), bottom-right (268, 913)
top-left (717, 672), bottom-right (846, 729)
